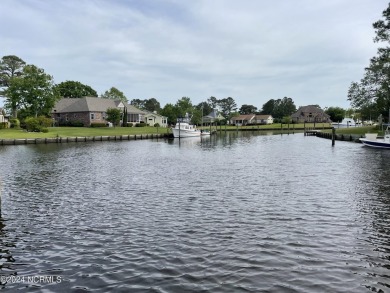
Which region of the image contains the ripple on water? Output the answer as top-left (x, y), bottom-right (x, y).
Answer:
top-left (0, 135), bottom-right (390, 292)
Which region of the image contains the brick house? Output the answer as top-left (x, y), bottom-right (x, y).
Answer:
top-left (52, 97), bottom-right (145, 126)
top-left (291, 105), bottom-right (331, 123)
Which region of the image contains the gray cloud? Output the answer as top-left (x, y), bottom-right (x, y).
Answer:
top-left (0, 0), bottom-right (387, 109)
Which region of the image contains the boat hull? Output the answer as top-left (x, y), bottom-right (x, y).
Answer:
top-left (359, 138), bottom-right (390, 149)
top-left (172, 129), bottom-right (201, 138)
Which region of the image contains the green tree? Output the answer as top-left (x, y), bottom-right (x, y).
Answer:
top-left (348, 3), bottom-right (390, 121)
top-left (239, 104), bottom-right (258, 114)
top-left (122, 106), bottom-right (128, 126)
top-left (175, 97), bottom-right (193, 118)
top-left (196, 101), bottom-right (213, 117)
top-left (207, 96), bottom-right (219, 110)
top-left (0, 55), bottom-right (26, 87)
top-left (55, 80), bottom-right (97, 98)
top-left (260, 99), bottom-right (275, 115)
top-left (160, 103), bottom-right (178, 125)
top-left (106, 108), bottom-right (121, 127)
top-left (144, 98), bottom-right (161, 112)
top-left (101, 87), bottom-right (128, 103)
top-left (130, 99), bottom-right (145, 109)
top-left (4, 65), bottom-right (59, 118)
top-left (325, 107), bottom-right (345, 122)
top-left (219, 97), bottom-right (237, 119)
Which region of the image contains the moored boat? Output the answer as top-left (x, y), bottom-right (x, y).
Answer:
top-left (172, 116), bottom-right (201, 138)
top-left (359, 128), bottom-right (390, 149)
top-left (332, 117), bottom-right (361, 128)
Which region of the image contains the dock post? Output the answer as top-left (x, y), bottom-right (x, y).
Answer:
top-left (332, 127), bottom-right (335, 146)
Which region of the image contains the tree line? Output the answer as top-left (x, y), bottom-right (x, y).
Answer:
top-left (1, 52), bottom-right (360, 127)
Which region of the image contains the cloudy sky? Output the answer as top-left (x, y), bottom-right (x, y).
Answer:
top-left (1, 0), bottom-right (388, 110)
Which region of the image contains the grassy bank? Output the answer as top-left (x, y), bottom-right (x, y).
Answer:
top-left (0, 126), bottom-right (171, 139)
top-left (0, 123), bottom-right (379, 139)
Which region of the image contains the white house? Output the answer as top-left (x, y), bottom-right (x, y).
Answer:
top-left (144, 111), bottom-right (168, 127)
top-left (255, 115), bottom-right (273, 124)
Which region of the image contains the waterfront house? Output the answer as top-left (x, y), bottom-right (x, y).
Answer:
top-left (254, 115), bottom-right (274, 124)
top-left (144, 111), bottom-right (168, 127)
top-left (291, 105), bottom-right (331, 123)
top-left (202, 109), bottom-right (224, 125)
top-left (52, 97), bottom-right (145, 126)
top-left (230, 114), bottom-right (255, 125)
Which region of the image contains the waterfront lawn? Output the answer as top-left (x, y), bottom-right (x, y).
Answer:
top-left (0, 126), bottom-right (171, 139)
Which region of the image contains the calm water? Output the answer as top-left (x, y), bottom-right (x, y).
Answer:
top-left (0, 132), bottom-right (390, 292)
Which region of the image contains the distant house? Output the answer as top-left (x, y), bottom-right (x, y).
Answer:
top-left (254, 114), bottom-right (273, 124)
top-left (144, 111), bottom-right (168, 127)
top-left (52, 97), bottom-right (145, 126)
top-left (202, 109), bottom-right (224, 125)
top-left (230, 114), bottom-right (273, 125)
top-left (291, 105), bottom-right (331, 123)
top-left (230, 114), bottom-right (256, 125)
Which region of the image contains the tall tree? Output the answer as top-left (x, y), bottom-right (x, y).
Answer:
top-left (219, 97), bottom-right (237, 119)
top-left (239, 104), bottom-right (258, 114)
top-left (130, 99), bottom-right (145, 109)
top-left (196, 101), bottom-right (213, 117)
top-left (4, 65), bottom-right (59, 118)
top-left (0, 55), bottom-right (26, 88)
top-left (175, 97), bottom-right (193, 118)
top-left (144, 98), bottom-right (161, 112)
top-left (55, 80), bottom-right (97, 98)
top-left (348, 3), bottom-right (390, 120)
top-left (101, 87), bottom-right (128, 103)
top-left (261, 99), bottom-right (275, 115)
top-left (207, 96), bottom-right (219, 110)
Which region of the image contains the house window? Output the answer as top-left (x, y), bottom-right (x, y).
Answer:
top-left (90, 113), bottom-right (95, 120)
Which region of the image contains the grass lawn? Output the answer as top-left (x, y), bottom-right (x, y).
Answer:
top-left (0, 123), bottom-right (381, 139)
top-left (0, 126), bottom-right (172, 139)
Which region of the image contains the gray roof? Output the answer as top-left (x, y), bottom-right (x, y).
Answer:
top-left (53, 97), bottom-right (145, 114)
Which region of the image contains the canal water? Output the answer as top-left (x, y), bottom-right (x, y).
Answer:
top-left (0, 132), bottom-right (389, 292)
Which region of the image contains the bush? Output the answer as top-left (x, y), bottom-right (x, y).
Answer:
top-left (135, 122), bottom-right (146, 127)
top-left (24, 116), bottom-right (52, 132)
top-left (0, 122), bottom-right (8, 129)
top-left (127, 123), bottom-right (133, 127)
top-left (90, 123), bottom-right (107, 128)
top-left (154, 123), bottom-right (160, 127)
top-left (9, 118), bottom-right (20, 129)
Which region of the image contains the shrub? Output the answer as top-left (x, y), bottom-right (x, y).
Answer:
top-left (9, 118), bottom-right (20, 129)
top-left (24, 116), bottom-right (52, 132)
top-left (154, 123), bottom-right (160, 127)
top-left (0, 122), bottom-right (8, 129)
top-left (127, 123), bottom-right (133, 127)
top-left (135, 122), bottom-right (146, 127)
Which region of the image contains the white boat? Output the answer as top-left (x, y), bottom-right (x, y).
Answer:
top-left (172, 116), bottom-right (201, 138)
top-left (359, 127), bottom-right (390, 149)
top-left (332, 117), bottom-right (361, 128)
